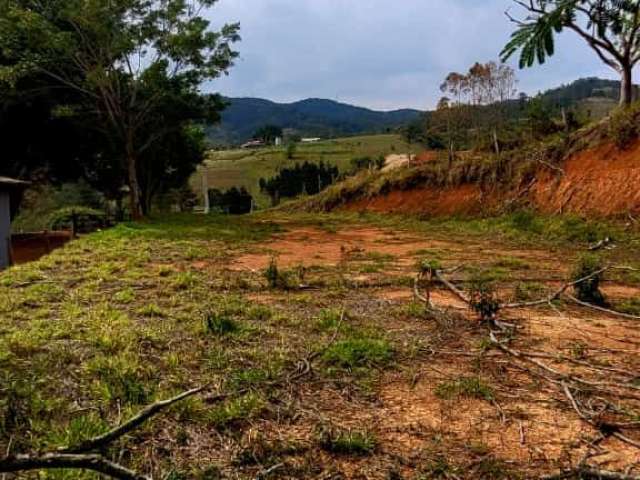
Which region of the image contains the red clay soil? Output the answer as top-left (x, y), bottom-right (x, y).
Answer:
top-left (532, 140), bottom-right (640, 216)
top-left (342, 141), bottom-right (640, 217)
top-left (346, 184), bottom-right (499, 216)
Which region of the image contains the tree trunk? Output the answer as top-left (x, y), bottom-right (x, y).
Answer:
top-left (620, 65), bottom-right (634, 106)
top-left (126, 145), bottom-right (143, 220)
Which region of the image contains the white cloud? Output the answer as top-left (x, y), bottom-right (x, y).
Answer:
top-left (204, 0), bottom-right (625, 110)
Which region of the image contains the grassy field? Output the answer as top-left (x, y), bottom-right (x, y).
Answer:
top-left (1, 211), bottom-right (639, 479)
top-left (192, 134), bottom-right (416, 209)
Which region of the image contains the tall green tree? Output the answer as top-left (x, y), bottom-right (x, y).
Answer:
top-left (0, 0), bottom-right (240, 218)
top-left (502, 0), bottom-right (640, 106)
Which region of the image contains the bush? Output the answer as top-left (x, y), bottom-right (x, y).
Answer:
top-left (263, 257), bottom-right (295, 290)
top-left (48, 206), bottom-right (107, 232)
top-left (572, 254), bottom-right (607, 306)
top-left (318, 427), bottom-right (376, 456)
top-left (608, 103), bottom-right (640, 149)
top-left (203, 311), bottom-right (239, 336)
top-left (322, 338), bottom-right (393, 369)
top-left (208, 187), bottom-right (253, 215)
top-left (468, 271), bottom-right (501, 323)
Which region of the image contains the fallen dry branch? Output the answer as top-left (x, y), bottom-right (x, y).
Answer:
top-left (63, 386), bottom-right (207, 453)
top-left (491, 333), bottom-right (640, 452)
top-left (417, 264), bottom-right (640, 321)
top-left (1, 386), bottom-right (209, 480)
top-left (0, 453), bottom-right (149, 480)
top-left (566, 294), bottom-right (640, 320)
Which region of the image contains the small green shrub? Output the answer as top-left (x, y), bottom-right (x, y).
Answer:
top-left (572, 254), bottom-right (607, 306)
top-left (48, 206), bottom-right (107, 232)
top-left (435, 376), bottom-right (494, 401)
top-left (468, 271), bottom-right (501, 323)
top-left (323, 338), bottom-right (393, 369)
top-left (316, 308), bottom-right (343, 331)
top-left (263, 257), bottom-right (295, 289)
top-left (514, 282), bottom-right (546, 302)
top-left (207, 393), bottom-right (264, 427)
top-left (318, 427), bottom-right (376, 456)
top-left (203, 312), bottom-right (239, 336)
top-left (609, 103), bottom-right (640, 149)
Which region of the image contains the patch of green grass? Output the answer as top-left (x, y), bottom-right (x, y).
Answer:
top-left (492, 256), bottom-right (531, 270)
top-left (246, 304), bottom-right (273, 321)
top-left (138, 303), bottom-right (167, 318)
top-left (206, 393), bottom-right (264, 428)
top-left (114, 288), bottom-right (135, 304)
top-left (514, 281), bottom-right (547, 302)
top-left (203, 312), bottom-right (240, 336)
top-left (435, 376), bottom-right (494, 401)
top-left (616, 297), bottom-right (640, 316)
top-left (318, 428), bottom-right (376, 456)
top-left (87, 355), bottom-right (153, 405)
top-left (322, 338), bottom-right (393, 369)
top-left (316, 308), bottom-right (343, 331)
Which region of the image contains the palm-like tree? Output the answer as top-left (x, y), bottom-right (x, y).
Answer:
top-left (502, 0), bottom-right (640, 106)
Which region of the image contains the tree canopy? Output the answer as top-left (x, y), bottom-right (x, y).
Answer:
top-left (502, 0), bottom-right (640, 105)
top-left (0, 0), bottom-right (240, 217)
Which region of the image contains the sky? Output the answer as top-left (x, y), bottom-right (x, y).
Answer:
top-left (205, 0), bottom-right (622, 111)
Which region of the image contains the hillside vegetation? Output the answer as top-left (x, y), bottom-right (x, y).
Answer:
top-left (206, 98), bottom-right (421, 145)
top-left (195, 134), bottom-right (422, 208)
top-left (297, 103), bottom-right (640, 218)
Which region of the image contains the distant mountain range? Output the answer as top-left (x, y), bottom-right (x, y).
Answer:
top-left (206, 78), bottom-right (628, 146)
top-left (206, 97), bottom-right (422, 145)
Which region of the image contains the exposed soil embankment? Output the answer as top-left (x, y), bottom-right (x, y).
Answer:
top-left (339, 140), bottom-right (640, 218)
top-left (532, 140), bottom-right (640, 216)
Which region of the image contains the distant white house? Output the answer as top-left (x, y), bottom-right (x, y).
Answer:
top-left (301, 137), bottom-right (322, 143)
top-left (240, 139), bottom-right (265, 149)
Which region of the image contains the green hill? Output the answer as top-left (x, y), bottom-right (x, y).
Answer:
top-left (206, 98), bottom-right (422, 145)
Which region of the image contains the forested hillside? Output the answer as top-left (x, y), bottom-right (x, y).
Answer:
top-left (206, 97), bottom-right (421, 144)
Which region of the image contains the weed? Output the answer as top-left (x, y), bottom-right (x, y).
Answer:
top-left (493, 256), bottom-right (530, 270)
top-left (87, 356), bottom-right (152, 405)
top-left (263, 257), bottom-right (295, 289)
top-left (173, 272), bottom-right (197, 290)
top-left (114, 288), bottom-right (135, 304)
top-left (616, 297), bottom-right (640, 316)
top-left (514, 281), bottom-right (546, 301)
top-left (318, 427), bottom-right (376, 456)
top-left (609, 103), bottom-right (640, 149)
top-left (207, 393), bottom-right (264, 428)
top-left (246, 304), bottom-right (273, 321)
top-left (435, 376), bottom-right (494, 401)
top-left (316, 308), bottom-right (343, 331)
top-left (322, 338), bottom-right (393, 369)
top-left (203, 311), bottom-right (239, 336)
top-left (572, 254), bottom-right (607, 306)
top-left (138, 303), bottom-right (167, 318)
top-left (468, 271), bottom-right (501, 323)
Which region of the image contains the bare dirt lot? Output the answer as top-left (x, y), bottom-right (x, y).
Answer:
top-left (1, 213), bottom-right (639, 479)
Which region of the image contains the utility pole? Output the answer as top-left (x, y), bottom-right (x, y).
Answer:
top-left (202, 169), bottom-right (210, 214)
